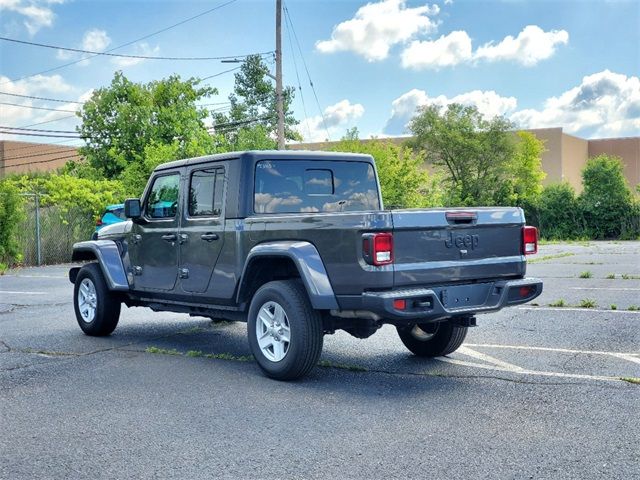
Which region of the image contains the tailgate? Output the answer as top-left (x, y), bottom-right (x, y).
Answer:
top-left (391, 208), bottom-right (526, 287)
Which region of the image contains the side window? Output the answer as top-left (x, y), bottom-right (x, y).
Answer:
top-left (189, 168), bottom-right (224, 217)
top-left (145, 174), bottom-right (180, 219)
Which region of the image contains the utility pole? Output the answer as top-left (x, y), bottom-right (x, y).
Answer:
top-left (275, 0), bottom-right (285, 149)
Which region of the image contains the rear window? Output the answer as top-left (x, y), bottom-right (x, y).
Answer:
top-left (254, 160), bottom-right (380, 214)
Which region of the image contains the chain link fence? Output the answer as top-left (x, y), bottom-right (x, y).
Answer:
top-left (19, 193), bottom-right (95, 266)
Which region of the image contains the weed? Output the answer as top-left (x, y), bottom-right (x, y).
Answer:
top-left (620, 377), bottom-right (640, 385)
top-left (527, 252), bottom-right (575, 264)
top-left (0, 262), bottom-right (6, 275)
top-left (621, 274), bottom-right (640, 280)
top-left (145, 346), bottom-right (180, 355)
top-left (548, 299), bottom-right (566, 307)
top-left (610, 304), bottom-right (617, 310)
top-left (318, 359), bottom-right (368, 372)
top-left (579, 299), bottom-right (597, 308)
top-left (186, 350), bottom-right (204, 358)
top-left (606, 273), bottom-right (616, 279)
top-left (628, 305), bottom-right (640, 311)
top-left (579, 271), bottom-right (592, 279)
top-left (204, 352), bottom-right (253, 362)
top-left (180, 326), bottom-right (204, 335)
top-left (210, 320), bottom-right (233, 327)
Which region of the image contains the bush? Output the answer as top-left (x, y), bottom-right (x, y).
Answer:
top-left (579, 155), bottom-right (638, 239)
top-left (0, 180), bottom-right (26, 267)
top-left (534, 183), bottom-right (586, 240)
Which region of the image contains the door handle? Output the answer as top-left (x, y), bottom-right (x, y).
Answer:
top-left (161, 233), bottom-right (177, 242)
top-left (200, 233), bottom-right (219, 242)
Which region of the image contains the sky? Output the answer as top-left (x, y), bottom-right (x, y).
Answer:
top-left (0, 0), bottom-right (639, 148)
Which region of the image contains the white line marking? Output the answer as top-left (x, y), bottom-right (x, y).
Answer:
top-left (465, 343), bottom-right (639, 357)
top-left (434, 357), bottom-right (620, 382)
top-left (609, 353), bottom-right (640, 366)
top-left (0, 290), bottom-right (47, 295)
top-left (569, 287), bottom-right (640, 291)
top-left (457, 346), bottom-right (524, 371)
top-left (1, 275), bottom-right (66, 279)
top-left (518, 306), bottom-right (640, 314)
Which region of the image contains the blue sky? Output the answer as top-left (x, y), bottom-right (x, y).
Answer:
top-left (0, 0), bottom-right (638, 147)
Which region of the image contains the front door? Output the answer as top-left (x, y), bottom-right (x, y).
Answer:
top-left (130, 172), bottom-right (182, 291)
top-left (179, 166), bottom-right (226, 293)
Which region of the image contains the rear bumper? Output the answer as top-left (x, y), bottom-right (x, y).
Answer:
top-left (337, 278), bottom-right (542, 323)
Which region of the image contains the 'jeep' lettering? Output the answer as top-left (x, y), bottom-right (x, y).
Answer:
top-left (445, 232), bottom-right (479, 250)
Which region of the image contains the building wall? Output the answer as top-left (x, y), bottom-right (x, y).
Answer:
top-left (588, 137), bottom-right (640, 189)
top-left (526, 128), bottom-right (565, 188)
top-left (0, 141), bottom-right (79, 178)
top-left (561, 133), bottom-right (589, 191)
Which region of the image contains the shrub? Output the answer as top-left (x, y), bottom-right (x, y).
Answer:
top-left (0, 180), bottom-right (25, 267)
top-left (535, 183), bottom-right (585, 240)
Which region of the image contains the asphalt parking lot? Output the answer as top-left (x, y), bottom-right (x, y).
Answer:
top-left (1, 241), bottom-right (639, 479)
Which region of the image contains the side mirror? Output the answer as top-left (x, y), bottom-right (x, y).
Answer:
top-left (124, 198), bottom-right (142, 220)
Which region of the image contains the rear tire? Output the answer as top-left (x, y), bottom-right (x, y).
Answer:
top-left (73, 263), bottom-right (121, 336)
top-left (396, 321), bottom-right (467, 357)
top-left (247, 280), bottom-right (323, 380)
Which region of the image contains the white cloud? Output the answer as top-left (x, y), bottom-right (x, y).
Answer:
top-left (401, 30), bottom-right (472, 69)
top-left (315, 0), bottom-right (440, 62)
top-left (511, 70), bottom-right (640, 138)
top-left (0, 0), bottom-right (65, 35)
top-left (401, 25), bottom-right (569, 70)
top-left (474, 25), bottom-right (568, 66)
top-left (111, 42), bottom-right (160, 67)
top-left (384, 88), bottom-right (517, 134)
top-left (81, 29), bottom-right (111, 52)
top-left (297, 99), bottom-right (365, 142)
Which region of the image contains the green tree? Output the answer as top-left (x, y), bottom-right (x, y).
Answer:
top-left (0, 180), bottom-right (25, 269)
top-left (507, 131), bottom-right (546, 204)
top-left (408, 104), bottom-right (516, 206)
top-left (333, 129), bottom-right (443, 208)
top-left (77, 72), bottom-right (217, 179)
top-left (213, 55), bottom-right (299, 149)
top-left (535, 183), bottom-right (585, 240)
top-left (579, 154), bottom-right (638, 239)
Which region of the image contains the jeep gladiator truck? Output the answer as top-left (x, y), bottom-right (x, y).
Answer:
top-left (69, 150), bottom-right (542, 380)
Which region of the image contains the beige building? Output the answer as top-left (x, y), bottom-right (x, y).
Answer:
top-left (290, 128), bottom-right (640, 192)
top-left (0, 141), bottom-right (79, 177)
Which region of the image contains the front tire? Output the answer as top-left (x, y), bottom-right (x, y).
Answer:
top-left (247, 280), bottom-right (323, 380)
top-left (73, 263), bottom-right (121, 336)
top-left (396, 321), bottom-right (467, 357)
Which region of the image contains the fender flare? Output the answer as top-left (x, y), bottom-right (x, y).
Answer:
top-left (71, 240), bottom-right (129, 291)
top-left (237, 241), bottom-right (338, 310)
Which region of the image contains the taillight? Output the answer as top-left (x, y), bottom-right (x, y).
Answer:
top-left (522, 226), bottom-right (538, 255)
top-left (362, 232), bottom-right (394, 266)
top-left (96, 218), bottom-right (103, 227)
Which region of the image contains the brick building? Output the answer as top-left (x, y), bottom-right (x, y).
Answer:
top-left (0, 141), bottom-right (79, 177)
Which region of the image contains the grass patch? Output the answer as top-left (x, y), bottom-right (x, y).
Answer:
top-left (538, 239), bottom-right (590, 246)
top-left (0, 262), bottom-right (7, 275)
top-left (621, 274), bottom-right (640, 280)
top-left (527, 252), bottom-right (575, 264)
top-left (145, 346), bottom-right (181, 355)
top-left (180, 326), bottom-right (204, 335)
top-left (606, 273), bottom-right (616, 279)
top-left (317, 359), bottom-right (368, 372)
top-left (628, 305), bottom-right (640, 311)
top-left (210, 320), bottom-right (233, 327)
top-left (610, 304), bottom-right (617, 310)
top-left (620, 377), bottom-right (640, 385)
top-left (186, 350), bottom-right (204, 358)
top-left (579, 271), bottom-right (592, 279)
top-left (204, 352), bottom-right (253, 362)
top-left (548, 299), bottom-right (566, 307)
top-left (578, 299), bottom-right (597, 309)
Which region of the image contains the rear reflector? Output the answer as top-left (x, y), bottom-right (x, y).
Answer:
top-left (393, 299), bottom-right (406, 310)
top-left (522, 226), bottom-right (538, 255)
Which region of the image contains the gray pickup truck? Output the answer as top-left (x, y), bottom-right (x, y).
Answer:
top-left (69, 150), bottom-right (542, 380)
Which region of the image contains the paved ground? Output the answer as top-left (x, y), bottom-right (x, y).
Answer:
top-left (1, 241), bottom-right (638, 479)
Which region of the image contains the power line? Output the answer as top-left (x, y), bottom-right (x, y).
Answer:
top-left (19, 115), bottom-right (77, 128)
top-left (283, 3), bottom-right (330, 141)
top-left (0, 101), bottom-right (78, 113)
top-left (208, 115), bottom-right (277, 131)
top-left (0, 91), bottom-right (83, 104)
top-left (0, 130), bottom-right (80, 138)
top-left (0, 36), bottom-right (273, 61)
top-left (198, 66), bottom-right (241, 82)
top-left (0, 125), bottom-right (77, 134)
top-left (0, 152), bottom-right (81, 170)
top-left (1, 0), bottom-right (240, 85)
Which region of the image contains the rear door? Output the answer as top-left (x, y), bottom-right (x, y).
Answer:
top-left (178, 166), bottom-right (226, 293)
top-left (391, 208), bottom-right (526, 287)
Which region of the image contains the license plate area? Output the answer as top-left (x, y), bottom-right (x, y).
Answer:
top-left (438, 283), bottom-right (494, 309)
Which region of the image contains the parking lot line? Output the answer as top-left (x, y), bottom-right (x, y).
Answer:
top-left (0, 290), bottom-right (47, 295)
top-left (465, 343), bottom-right (639, 357)
top-left (518, 306), bottom-right (640, 314)
top-left (569, 287), bottom-right (640, 291)
top-left (457, 346), bottom-right (524, 372)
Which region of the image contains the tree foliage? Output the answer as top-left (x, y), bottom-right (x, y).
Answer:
top-left (408, 104), bottom-right (517, 206)
top-left (0, 180), bottom-right (25, 268)
top-left (213, 55), bottom-right (299, 149)
top-left (333, 129), bottom-right (443, 208)
top-left (77, 72), bottom-right (217, 180)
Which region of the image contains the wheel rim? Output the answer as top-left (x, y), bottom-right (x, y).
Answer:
top-left (77, 278), bottom-right (97, 323)
top-left (256, 301), bottom-right (291, 362)
top-left (410, 323), bottom-right (438, 341)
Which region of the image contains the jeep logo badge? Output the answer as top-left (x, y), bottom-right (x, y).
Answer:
top-left (445, 232), bottom-right (479, 250)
